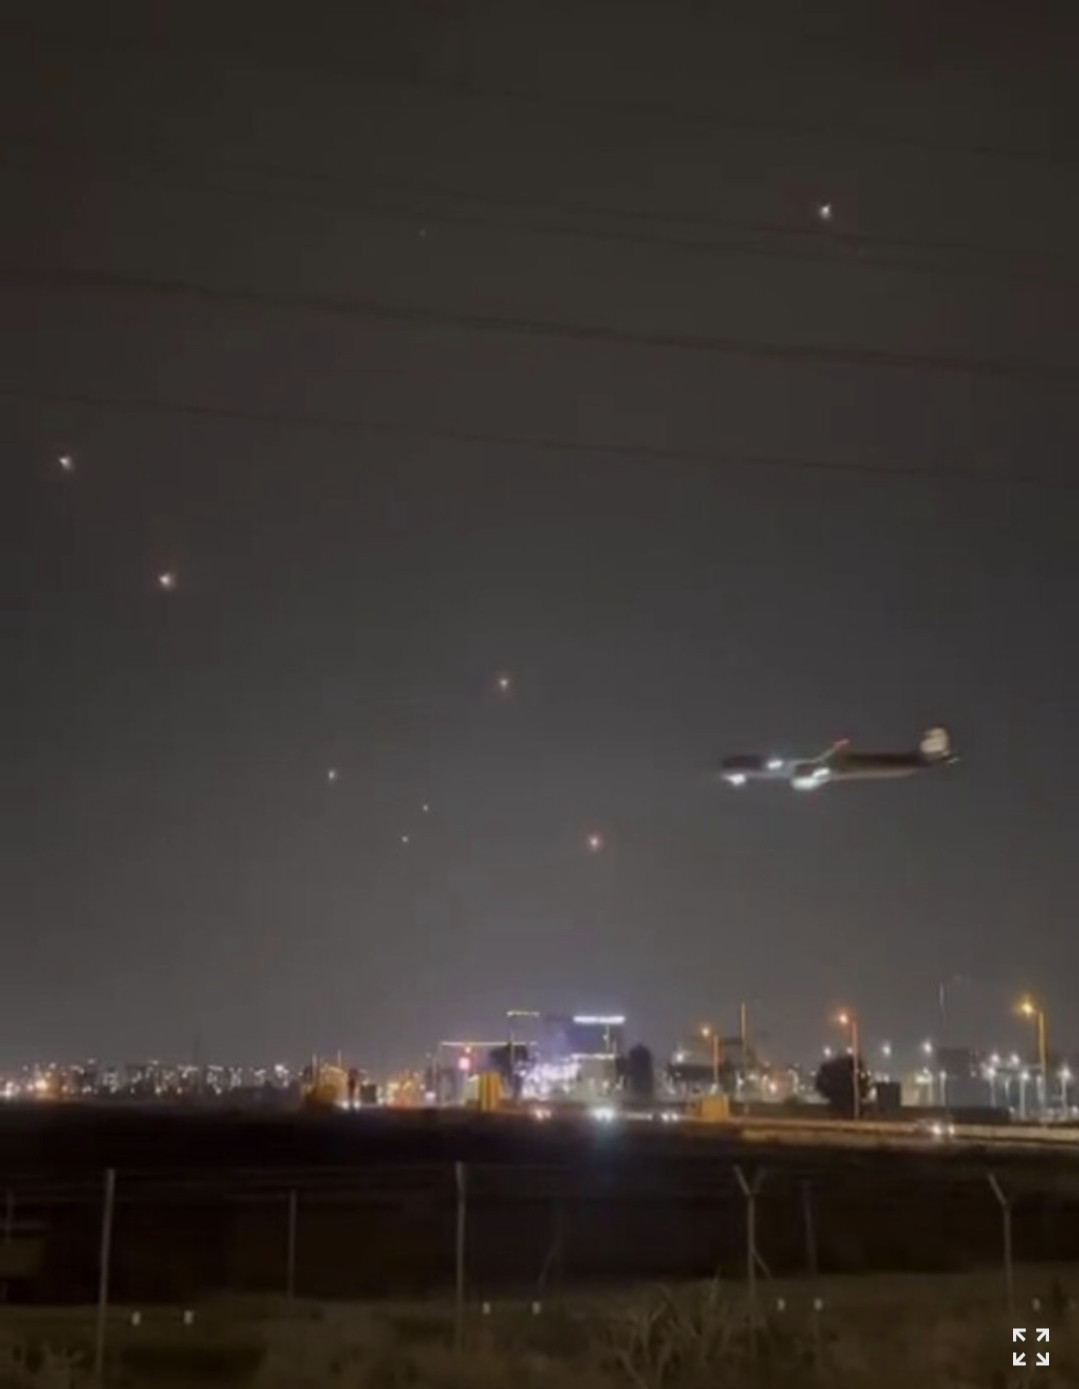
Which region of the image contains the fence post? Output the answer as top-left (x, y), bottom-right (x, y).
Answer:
top-left (454, 1162), bottom-right (467, 1353)
top-left (800, 1179), bottom-right (818, 1278)
top-left (0, 1189), bottom-right (13, 1303)
top-left (537, 1199), bottom-right (563, 1294)
top-left (987, 1173), bottom-right (1014, 1318)
top-left (733, 1165), bottom-right (764, 1356)
top-left (94, 1168), bottom-right (117, 1384)
top-left (286, 1189), bottom-right (298, 1303)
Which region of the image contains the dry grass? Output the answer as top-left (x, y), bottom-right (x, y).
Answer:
top-left (1, 1270), bottom-right (1078, 1387)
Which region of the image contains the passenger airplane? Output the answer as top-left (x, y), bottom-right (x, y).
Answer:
top-left (719, 726), bottom-right (958, 792)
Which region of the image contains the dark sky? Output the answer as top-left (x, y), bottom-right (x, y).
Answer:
top-left (3, 2), bottom-right (1078, 1070)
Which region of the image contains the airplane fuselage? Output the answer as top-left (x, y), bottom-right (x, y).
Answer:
top-left (822, 753), bottom-right (930, 780)
top-left (718, 727), bottom-right (958, 791)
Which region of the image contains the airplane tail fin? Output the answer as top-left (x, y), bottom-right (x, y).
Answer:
top-left (919, 726), bottom-right (953, 761)
top-left (810, 736), bottom-right (849, 762)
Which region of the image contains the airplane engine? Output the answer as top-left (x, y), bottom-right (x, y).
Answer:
top-left (791, 762), bottom-right (829, 790)
top-left (920, 726), bottom-right (952, 760)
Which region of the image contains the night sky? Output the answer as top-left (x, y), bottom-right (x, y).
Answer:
top-left (3, 3), bottom-right (1078, 1070)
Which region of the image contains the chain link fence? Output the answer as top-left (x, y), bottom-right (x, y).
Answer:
top-left (0, 1154), bottom-right (1074, 1375)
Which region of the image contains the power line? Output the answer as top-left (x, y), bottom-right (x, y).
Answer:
top-left (252, 171), bottom-right (1079, 286)
top-left (0, 264), bottom-right (1067, 387)
top-left (1, 382), bottom-right (1071, 491)
top-left (421, 72), bottom-right (1071, 170)
top-left (0, 23), bottom-right (1065, 169)
top-left (6, 142), bottom-right (1077, 287)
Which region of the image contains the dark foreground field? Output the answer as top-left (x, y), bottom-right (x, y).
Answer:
top-left (1, 1106), bottom-right (1077, 1306)
top-left (2, 1270), bottom-right (1077, 1389)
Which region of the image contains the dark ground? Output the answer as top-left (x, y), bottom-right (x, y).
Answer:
top-left (0, 1105), bottom-right (1076, 1304)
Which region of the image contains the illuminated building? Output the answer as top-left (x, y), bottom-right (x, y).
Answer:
top-left (433, 1040), bottom-right (508, 1104)
top-left (542, 1013), bottom-right (626, 1061)
top-left (523, 1014), bottom-right (626, 1100)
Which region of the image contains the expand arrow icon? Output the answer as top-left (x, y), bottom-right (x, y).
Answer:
top-left (1013, 1329), bottom-right (1026, 1342)
top-left (1037, 1352), bottom-right (1049, 1366)
top-left (1013, 1351), bottom-right (1027, 1367)
top-left (1037, 1328), bottom-right (1049, 1341)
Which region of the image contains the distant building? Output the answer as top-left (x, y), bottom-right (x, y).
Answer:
top-left (506, 1013), bottom-right (626, 1101)
top-left (542, 1013), bottom-right (625, 1061)
top-left (936, 1046), bottom-right (988, 1108)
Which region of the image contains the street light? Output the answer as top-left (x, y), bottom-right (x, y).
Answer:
top-left (1059, 1063), bottom-right (1073, 1114)
top-left (1016, 997), bottom-right (1049, 1120)
top-left (834, 1010), bottom-right (861, 1120)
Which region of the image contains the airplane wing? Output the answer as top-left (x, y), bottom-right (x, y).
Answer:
top-left (719, 754), bottom-right (789, 785)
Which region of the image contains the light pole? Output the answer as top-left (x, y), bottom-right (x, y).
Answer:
top-left (937, 973), bottom-right (969, 1044)
top-left (701, 1026), bottom-right (721, 1093)
top-left (835, 1010), bottom-right (861, 1120)
top-left (922, 1039), bottom-right (949, 1105)
top-left (1017, 998), bottom-right (1048, 1120)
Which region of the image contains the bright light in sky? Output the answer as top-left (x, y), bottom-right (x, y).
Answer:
top-left (157, 571), bottom-right (177, 591)
top-left (421, 803), bottom-right (431, 814)
top-left (817, 201), bottom-right (833, 221)
top-left (401, 834), bottom-right (410, 846)
top-left (495, 672), bottom-right (513, 694)
top-left (327, 768), bottom-right (339, 783)
top-left (586, 832), bottom-right (604, 852)
top-left (59, 454), bottom-right (74, 472)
